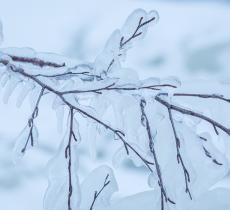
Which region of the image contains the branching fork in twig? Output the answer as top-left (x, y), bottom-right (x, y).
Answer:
top-left (140, 99), bottom-right (175, 210)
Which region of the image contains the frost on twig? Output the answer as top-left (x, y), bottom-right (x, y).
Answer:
top-left (0, 8), bottom-right (230, 210)
top-left (89, 174), bottom-right (110, 210)
top-left (94, 9), bottom-right (159, 76)
top-left (80, 166), bottom-right (118, 210)
top-left (140, 99), bottom-right (175, 208)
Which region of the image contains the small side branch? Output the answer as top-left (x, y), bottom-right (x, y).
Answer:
top-left (89, 174), bottom-right (110, 210)
top-left (61, 83), bottom-right (177, 95)
top-left (34, 64), bottom-right (94, 79)
top-left (63, 98), bottom-right (154, 172)
top-left (120, 16), bottom-right (156, 49)
top-left (65, 107), bottom-right (78, 210)
top-left (155, 93), bottom-right (230, 199)
top-left (168, 108), bottom-right (192, 199)
top-left (34, 71), bottom-right (90, 78)
top-left (199, 137), bottom-right (223, 166)
top-left (202, 146), bottom-right (223, 166)
top-left (106, 15), bottom-right (156, 73)
top-left (8, 54), bottom-right (65, 68)
top-left (155, 95), bottom-right (230, 136)
top-left (21, 86), bottom-right (45, 153)
top-left (173, 93), bottom-right (230, 104)
top-left (140, 99), bottom-right (175, 209)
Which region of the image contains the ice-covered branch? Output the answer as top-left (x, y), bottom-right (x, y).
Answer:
top-left (105, 14), bottom-right (157, 73)
top-left (2, 56), bottom-right (230, 210)
top-left (95, 9), bottom-right (159, 75)
top-left (140, 99), bottom-right (175, 209)
top-left (64, 108), bottom-right (78, 210)
top-left (61, 83), bottom-right (177, 95)
top-left (1, 58), bottom-right (155, 171)
top-left (198, 137), bottom-right (223, 166)
top-left (120, 16), bottom-right (156, 49)
top-left (173, 93), bottom-right (230, 104)
top-left (89, 174), bottom-right (110, 210)
top-left (61, 95), bottom-right (155, 171)
top-left (155, 95), bottom-right (230, 136)
top-left (1, 8), bottom-right (230, 210)
top-left (21, 86), bottom-right (45, 153)
top-left (154, 93), bottom-right (230, 201)
top-left (167, 108), bottom-right (192, 199)
top-left (202, 146), bottom-right (223, 166)
top-left (7, 54), bottom-right (66, 68)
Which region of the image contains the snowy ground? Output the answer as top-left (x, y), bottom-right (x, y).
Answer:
top-left (0, 0), bottom-right (230, 210)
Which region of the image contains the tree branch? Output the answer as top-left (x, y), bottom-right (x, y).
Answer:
top-left (60, 83), bottom-right (177, 95)
top-left (8, 54), bottom-right (66, 68)
top-left (167, 108), bottom-right (192, 199)
top-left (173, 93), bottom-right (230, 104)
top-left (155, 95), bottom-right (230, 136)
top-left (199, 137), bottom-right (223, 166)
top-left (65, 107), bottom-right (78, 210)
top-left (21, 86), bottom-right (45, 153)
top-left (140, 99), bottom-right (175, 209)
top-left (89, 174), bottom-right (110, 210)
top-left (120, 16), bottom-right (156, 49)
top-left (106, 15), bottom-right (156, 73)
top-left (1, 59), bottom-right (154, 171)
top-left (155, 94), bottom-right (230, 199)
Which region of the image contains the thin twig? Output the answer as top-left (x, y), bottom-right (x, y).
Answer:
top-left (65, 107), bottom-right (77, 210)
top-left (8, 54), bottom-right (65, 68)
top-left (34, 71), bottom-right (90, 78)
top-left (89, 174), bottom-right (110, 210)
top-left (106, 15), bottom-right (156, 73)
top-left (199, 138), bottom-right (223, 166)
top-left (120, 16), bottom-right (156, 49)
top-left (140, 99), bottom-right (175, 209)
top-left (173, 93), bottom-right (230, 104)
top-left (155, 95), bottom-right (230, 136)
top-left (61, 84), bottom-right (177, 95)
top-left (21, 86), bottom-right (45, 153)
top-left (167, 108), bottom-right (192, 199)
